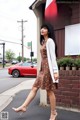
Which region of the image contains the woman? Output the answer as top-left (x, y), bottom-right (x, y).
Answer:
top-left (12, 23), bottom-right (59, 120)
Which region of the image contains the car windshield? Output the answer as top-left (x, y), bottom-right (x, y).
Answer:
top-left (19, 62), bottom-right (36, 67)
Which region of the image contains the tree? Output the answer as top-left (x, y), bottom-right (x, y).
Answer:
top-left (16, 56), bottom-right (22, 62)
top-left (16, 56), bottom-right (27, 62)
top-left (26, 58), bottom-right (30, 61)
top-left (32, 58), bottom-right (37, 62)
top-left (24, 57), bottom-right (27, 61)
top-left (6, 49), bottom-right (15, 62)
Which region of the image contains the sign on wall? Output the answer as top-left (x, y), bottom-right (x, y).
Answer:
top-left (65, 23), bottom-right (80, 55)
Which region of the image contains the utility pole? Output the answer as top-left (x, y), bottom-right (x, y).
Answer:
top-left (3, 43), bottom-right (5, 68)
top-left (0, 43), bottom-right (5, 68)
top-left (17, 19), bottom-right (27, 62)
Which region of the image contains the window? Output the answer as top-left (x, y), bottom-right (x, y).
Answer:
top-left (65, 23), bottom-right (80, 55)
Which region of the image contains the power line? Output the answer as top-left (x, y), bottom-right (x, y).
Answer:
top-left (0, 35), bottom-right (21, 41)
top-left (0, 39), bottom-right (28, 49)
top-left (0, 39), bottom-right (21, 45)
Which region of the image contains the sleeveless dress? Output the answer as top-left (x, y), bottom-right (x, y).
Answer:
top-left (33, 41), bottom-right (57, 91)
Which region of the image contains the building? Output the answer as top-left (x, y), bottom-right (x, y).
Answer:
top-left (30, 0), bottom-right (80, 109)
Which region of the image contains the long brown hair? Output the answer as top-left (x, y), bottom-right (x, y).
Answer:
top-left (40, 23), bottom-right (57, 56)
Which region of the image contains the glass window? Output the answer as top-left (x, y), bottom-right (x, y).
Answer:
top-left (65, 23), bottom-right (80, 55)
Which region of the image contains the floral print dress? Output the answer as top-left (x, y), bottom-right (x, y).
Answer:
top-left (33, 41), bottom-right (57, 91)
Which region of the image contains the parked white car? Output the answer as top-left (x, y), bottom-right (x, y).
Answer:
top-left (11, 60), bottom-right (19, 64)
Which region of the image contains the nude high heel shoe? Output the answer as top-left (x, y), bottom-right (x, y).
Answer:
top-left (49, 110), bottom-right (57, 120)
top-left (12, 106), bottom-right (27, 115)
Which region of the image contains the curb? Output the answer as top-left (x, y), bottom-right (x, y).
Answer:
top-left (0, 95), bottom-right (13, 112)
top-left (56, 106), bottom-right (80, 113)
top-left (0, 79), bottom-right (35, 112)
top-left (0, 67), bottom-right (8, 70)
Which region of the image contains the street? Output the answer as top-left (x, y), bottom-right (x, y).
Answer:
top-left (0, 68), bottom-right (35, 93)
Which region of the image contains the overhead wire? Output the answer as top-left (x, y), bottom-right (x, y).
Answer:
top-left (0, 39), bottom-right (28, 48)
top-left (0, 39), bottom-right (21, 45)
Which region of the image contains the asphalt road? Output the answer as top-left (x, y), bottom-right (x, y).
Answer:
top-left (0, 68), bottom-right (36, 94)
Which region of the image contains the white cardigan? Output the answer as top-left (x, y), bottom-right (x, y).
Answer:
top-left (46, 38), bottom-right (59, 83)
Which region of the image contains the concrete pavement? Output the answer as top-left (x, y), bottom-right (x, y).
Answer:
top-left (2, 90), bottom-right (80, 120)
top-left (0, 79), bottom-right (35, 112)
top-left (0, 78), bottom-right (80, 120)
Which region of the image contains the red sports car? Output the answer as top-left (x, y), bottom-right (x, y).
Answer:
top-left (8, 62), bottom-right (37, 78)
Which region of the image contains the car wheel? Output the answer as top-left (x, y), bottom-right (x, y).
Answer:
top-left (12, 70), bottom-right (20, 78)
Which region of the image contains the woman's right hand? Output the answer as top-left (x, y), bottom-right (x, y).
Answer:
top-left (54, 72), bottom-right (59, 81)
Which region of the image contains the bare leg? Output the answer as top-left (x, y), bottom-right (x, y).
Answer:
top-left (22, 87), bottom-right (39, 107)
top-left (12, 87), bottom-right (39, 112)
top-left (47, 90), bottom-right (57, 120)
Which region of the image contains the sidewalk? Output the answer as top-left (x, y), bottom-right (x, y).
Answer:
top-left (0, 79), bottom-right (80, 120)
top-left (0, 67), bottom-right (8, 70)
top-left (0, 79), bottom-right (35, 112)
top-left (2, 90), bottom-right (80, 120)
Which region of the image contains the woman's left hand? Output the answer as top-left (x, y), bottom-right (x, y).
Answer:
top-left (54, 72), bottom-right (59, 81)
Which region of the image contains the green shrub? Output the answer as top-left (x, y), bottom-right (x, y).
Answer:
top-left (57, 58), bottom-right (66, 67)
top-left (75, 58), bottom-right (80, 68)
top-left (71, 59), bottom-right (77, 67)
top-left (57, 57), bottom-right (73, 67)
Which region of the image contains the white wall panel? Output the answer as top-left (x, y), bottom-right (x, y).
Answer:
top-left (65, 23), bottom-right (80, 55)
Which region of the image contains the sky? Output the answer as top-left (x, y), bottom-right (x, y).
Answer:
top-left (0, 0), bottom-right (37, 59)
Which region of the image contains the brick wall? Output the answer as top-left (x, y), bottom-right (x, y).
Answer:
top-left (55, 70), bottom-right (80, 109)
